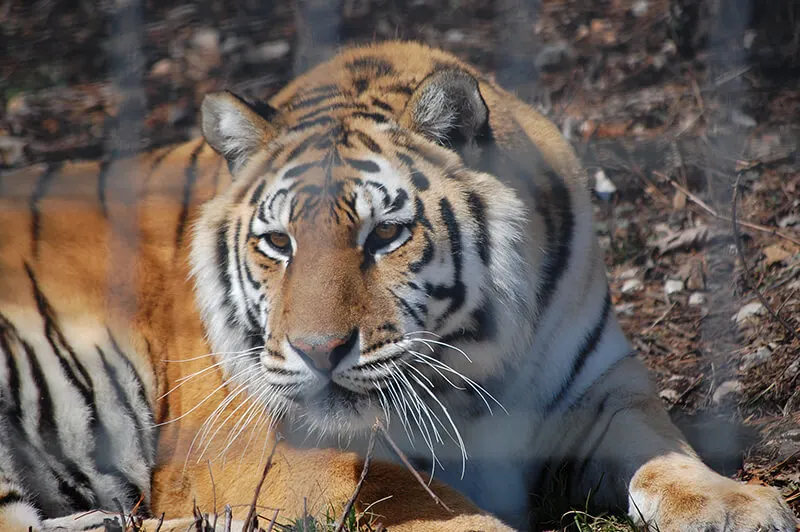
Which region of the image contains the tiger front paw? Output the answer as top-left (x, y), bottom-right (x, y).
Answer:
top-left (629, 453), bottom-right (798, 532)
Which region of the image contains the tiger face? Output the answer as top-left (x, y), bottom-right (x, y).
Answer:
top-left (191, 78), bottom-right (529, 440)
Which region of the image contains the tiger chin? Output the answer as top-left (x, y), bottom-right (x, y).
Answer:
top-left (0, 41), bottom-right (796, 532)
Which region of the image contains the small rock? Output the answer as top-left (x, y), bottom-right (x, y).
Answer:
top-left (688, 292), bottom-right (707, 306)
top-left (534, 41), bottom-right (573, 70)
top-left (743, 30), bottom-right (757, 50)
top-left (0, 136), bottom-right (28, 167)
top-left (664, 279), bottom-right (684, 295)
top-left (615, 302), bottom-right (636, 316)
top-left (622, 279), bottom-right (643, 294)
top-left (191, 27), bottom-right (220, 52)
top-left (730, 109), bottom-right (757, 128)
top-left (677, 259), bottom-right (705, 291)
top-left (712, 380), bottom-right (743, 404)
top-left (444, 29), bottom-right (465, 43)
top-left (619, 267), bottom-right (639, 280)
top-left (149, 58), bottom-right (174, 78)
top-left (593, 169), bottom-right (616, 200)
top-left (740, 346), bottom-right (772, 371)
top-left (659, 388), bottom-right (679, 402)
top-left (733, 302), bottom-right (765, 325)
top-left (778, 214), bottom-right (800, 228)
top-left (786, 359), bottom-right (800, 379)
top-left (247, 40), bottom-right (291, 63)
top-left (783, 429), bottom-right (800, 441)
top-left (631, 0), bottom-right (648, 17)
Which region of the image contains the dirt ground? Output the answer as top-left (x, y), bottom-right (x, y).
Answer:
top-left (1, 0), bottom-right (798, 527)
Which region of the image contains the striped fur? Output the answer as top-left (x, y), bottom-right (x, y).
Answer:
top-left (0, 41), bottom-right (796, 532)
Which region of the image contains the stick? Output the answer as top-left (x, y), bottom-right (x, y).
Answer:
top-left (264, 508), bottom-right (280, 532)
top-left (731, 172), bottom-right (800, 345)
top-left (654, 171), bottom-right (800, 247)
top-left (375, 419), bottom-right (453, 513)
top-left (335, 423), bottom-right (378, 532)
top-left (244, 438), bottom-right (279, 532)
top-left (224, 505), bottom-right (232, 532)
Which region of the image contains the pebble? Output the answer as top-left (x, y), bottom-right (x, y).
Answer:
top-left (631, 0), bottom-right (648, 17)
top-left (622, 279), bottom-right (643, 294)
top-left (730, 109), bottom-right (757, 128)
top-left (659, 388), bottom-right (679, 401)
top-left (740, 346), bottom-right (772, 371)
top-left (688, 292), bottom-right (706, 306)
top-left (664, 279), bottom-right (684, 295)
top-left (712, 380), bottom-right (743, 404)
top-left (733, 302), bottom-right (765, 325)
top-left (247, 40), bottom-right (291, 63)
top-left (593, 169), bottom-right (616, 200)
top-left (619, 267), bottom-right (639, 280)
top-left (615, 302), bottom-right (636, 316)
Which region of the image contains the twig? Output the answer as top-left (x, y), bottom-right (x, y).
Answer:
top-left (375, 419), bottom-right (453, 513)
top-left (112, 497), bottom-right (127, 531)
top-left (668, 373), bottom-right (704, 413)
top-left (335, 423), bottom-right (378, 532)
top-left (654, 170), bottom-right (800, 247)
top-left (208, 460), bottom-right (218, 531)
top-left (244, 438), bottom-right (279, 532)
top-left (732, 172), bottom-right (800, 345)
top-left (767, 448), bottom-right (800, 475)
top-left (264, 508), bottom-right (280, 532)
top-left (223, 505), bottom-right (232, 532)
top-left (154, 513), bottom-right (165, 532)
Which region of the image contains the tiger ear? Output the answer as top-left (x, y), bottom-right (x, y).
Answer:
top-left (201, 91), bottom-right (278, 174)
top-left (400, 69), bottom-right (489, 151)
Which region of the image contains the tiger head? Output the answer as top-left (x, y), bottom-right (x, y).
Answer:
top-left (190, 69), bottom-right (533, 440)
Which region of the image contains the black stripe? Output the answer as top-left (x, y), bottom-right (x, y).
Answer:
top-left (390, 290), bottom-right (425, 328)
top-left (96, 159), bottom-right (112, 218)
top-left (283, 162), bottom-right (317, 180)
top-left (249, 181), bottom-right (266, 206)
top-left (286, 133), bottom-right (322, 162)
top-left (371, 98), bottom-right (394, 113)
top-left (175, 142), bottom-right (204, 248)
top-left (364, 181), bottom-right (390, 207)
top-left (535, 169), bottom-right (574, 313)
top-left (233, 219), bottom-right (260, 330)
top-left (296, 102), bottom-right (367, 123)
top-left (215, 221), bottom-right (233, 311)
top-left (0, 492), bottom-right (25, 506)
top-left (466, 192), bottom-right (490, 265)
top-left (351, 111), bottom-right (389, 124)
top-left (142, 144), bottom-right (180, 189)
top-left (345, 158), bottom-right (380, 173)
top-left (396, 152), bottom-right (414, 167)
top-left (410, 168), bottom-right (429, 191)
top-left (29, 163), bottom-right (61, 258)
top-left (289, 115), bottom-right (335, 132)
top-left (346, 57), bottom-right (395, 77)
top-left (290, 86), bottom-right (342, 109)
top-left (431, 198), bottom-right (466, 328)
top-left (388, 189), bottom-right (408, 214)
top-left (387, 84), bottom-right (414, 95)
top-left (543, 291), bottom-right (612, 415)
top-left (0, 314), bottom-right (23, 424)
top-left (95, 346), bottom-right (148, 458)
top-left (353, 131), bottom-right (382, 154)
top-left (23, 341), bottom-right (95, 510)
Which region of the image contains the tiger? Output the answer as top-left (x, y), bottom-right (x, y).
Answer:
top-left (0, 40), bottom-right (796, 532)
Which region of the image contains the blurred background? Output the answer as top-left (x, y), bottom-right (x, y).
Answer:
top-left (1, 0), bottom-right (798, 523)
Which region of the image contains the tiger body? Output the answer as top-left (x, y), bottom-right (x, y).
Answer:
top-left (0, 41), bottom-right (796, 531)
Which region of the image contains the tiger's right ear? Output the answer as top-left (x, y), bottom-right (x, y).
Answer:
top-left (201, 91), bottom-right (278, 174)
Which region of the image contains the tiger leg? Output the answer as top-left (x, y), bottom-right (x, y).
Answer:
top-left (556, 356), bottom-right (797, 531)
top-left (151, 443), bottom-right (513, 532)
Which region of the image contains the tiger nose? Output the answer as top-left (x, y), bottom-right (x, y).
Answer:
top-left (288, 330), bottom-right (358, 374)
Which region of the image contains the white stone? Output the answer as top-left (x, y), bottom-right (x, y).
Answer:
top-left (659, 388), bottom-right (679, 401)
top-left (621, 279), bottom-right (643, 294)
top-left (713, 380), bottom-right (743, 404)
top-left (619, 268), bottom-right (639, 280)
top-left (615, 302), bottom-right (636, 317)
top-left (733, 302), bottom-right (765, 324)
top-left (740, 346), bottom-right (772, 371)
top-left (664, 279), bottom-right (684, 295)
top-left (688, 292), bottom-right (706, 306)
top-left (593, 169), bottom-right (616, 200)
top-left (631, 0), bottom-right (648, 17)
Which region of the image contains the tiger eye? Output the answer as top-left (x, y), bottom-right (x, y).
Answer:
top-left (374, 223), bottom-right (400, 241)
top-left (267, 232), bottom-right (291, 250)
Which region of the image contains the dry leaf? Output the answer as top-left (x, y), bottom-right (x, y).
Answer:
top-left (763, 244), bottom-right (792, 267)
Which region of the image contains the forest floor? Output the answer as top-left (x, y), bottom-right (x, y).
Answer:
top-left (1, 0), bottom-right (798, 529)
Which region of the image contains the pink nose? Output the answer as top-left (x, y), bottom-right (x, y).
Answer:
top-left (288, 331), bottom-right (357, 373)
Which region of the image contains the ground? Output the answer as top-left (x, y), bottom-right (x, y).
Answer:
top-left (1, 0), bottom-right (798, 530)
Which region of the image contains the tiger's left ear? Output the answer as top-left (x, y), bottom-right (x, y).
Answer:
top-left (400, 69), bottom-right (489, 153)
top-left (201, 91), bottom-right (278, 174)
